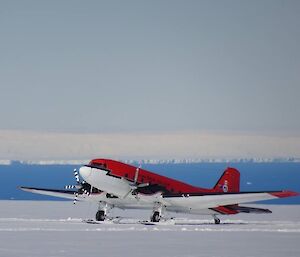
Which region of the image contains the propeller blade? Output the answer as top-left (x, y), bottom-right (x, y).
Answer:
top-left (123, 189), bottom-right (133, 199)
top-left (134, 166), bottom-right (140, 184)
top-left (73, 192), bottom-right (78, 204)
top-left (123, 164), bottom-right (144, 199)
top-left (62, 168), bottom-right (93, 204)
top-left (133, 164), bottom-right (142, 184)
top-left (74, 169), bottom-right (80, 183)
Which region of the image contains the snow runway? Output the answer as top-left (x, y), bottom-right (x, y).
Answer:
top-left (0, 201), bottom-right (299, 257)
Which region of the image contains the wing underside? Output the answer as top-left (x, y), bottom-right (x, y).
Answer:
top-left (19, 186), bottom-right (78, 200)
top-left (19, 186), bottom-right (298, 215)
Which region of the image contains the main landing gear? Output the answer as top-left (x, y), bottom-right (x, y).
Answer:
top-left (150, 202), bottom-right (165, 222)
top-left (95, 201), bottom-right (112, 221)
top-left (96, 210), bottom-right (106, 221)
top-left (151, 211), bottom-right (161, 222)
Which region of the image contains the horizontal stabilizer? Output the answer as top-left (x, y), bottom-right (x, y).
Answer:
top-left (227, 205), bottom-right (272, 214)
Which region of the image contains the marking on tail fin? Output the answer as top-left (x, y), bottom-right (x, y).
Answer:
top-left (222, 180), bottom-right (228, 192)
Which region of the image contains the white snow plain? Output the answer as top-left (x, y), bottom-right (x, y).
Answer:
top-left (0, 201), bottom-right (300, 257)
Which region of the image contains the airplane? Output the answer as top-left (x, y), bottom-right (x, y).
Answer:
top-left (20, 158), bottom-right (299, 224)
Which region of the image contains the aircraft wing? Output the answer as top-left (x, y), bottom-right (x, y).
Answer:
top-left (19, 186), bottom-right (79, 200)
top-left (162, 191), bottom-right (298, 210)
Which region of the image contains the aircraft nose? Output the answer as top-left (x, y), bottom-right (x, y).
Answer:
top-left (79, 166), bottom-right (92, 180)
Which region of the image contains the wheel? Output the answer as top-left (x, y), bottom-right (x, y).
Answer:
top-left (214, 217), bottom-right (220, 224)
top-left (96, 210), bottom-right (106, 221)
top-left (151, 211), bottom-right (160, 222)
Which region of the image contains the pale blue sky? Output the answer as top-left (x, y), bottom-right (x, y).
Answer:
top-left (0, 0), bottom-right (299, 133)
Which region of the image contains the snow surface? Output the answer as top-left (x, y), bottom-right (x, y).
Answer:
top-left (0, 201), bottom-right (300, 257)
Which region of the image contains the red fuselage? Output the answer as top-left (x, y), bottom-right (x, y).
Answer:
top-left (90, 158), bottom-right (239, 194)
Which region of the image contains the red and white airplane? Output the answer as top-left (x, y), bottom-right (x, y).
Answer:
top-left (20, 158), bottom-right (298, 224)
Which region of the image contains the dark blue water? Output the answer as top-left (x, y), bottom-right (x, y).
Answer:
top-left (1, 162), bottom-right (300, 204)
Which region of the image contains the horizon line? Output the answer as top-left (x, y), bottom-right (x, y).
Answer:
top-left (1, 157), bottom-right (300, 166)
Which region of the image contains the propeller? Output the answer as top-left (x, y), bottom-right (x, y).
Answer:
top-left (133, 165), bottom-right (140, 185)
top-left (123, 165), bottom-right (149, 198)
top-left (64, 169), bottom-right (92, 204)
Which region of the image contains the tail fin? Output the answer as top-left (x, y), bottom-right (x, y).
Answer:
top-left (213, 167), bottom-right (240, 193)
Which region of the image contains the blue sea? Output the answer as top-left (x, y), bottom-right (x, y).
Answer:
top-left (2, 162), bottom-right (300, 204)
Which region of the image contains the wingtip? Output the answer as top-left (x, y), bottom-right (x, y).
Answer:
top-left (18, 186), bottom-right (29, 191)
top-left (18, 186), bottom-right (35, 192)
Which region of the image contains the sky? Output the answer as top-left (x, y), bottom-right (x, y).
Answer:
top-left (0, 0), bottom-right (299, 160)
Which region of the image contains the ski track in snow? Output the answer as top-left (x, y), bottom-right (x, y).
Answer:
top-left (1, 217), bottom-right (300, 233)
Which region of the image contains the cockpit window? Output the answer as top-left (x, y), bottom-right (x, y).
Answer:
top-left (91, 162), bottom-right (104, 168)
top-left (88, 163), bottom-right (109, 171)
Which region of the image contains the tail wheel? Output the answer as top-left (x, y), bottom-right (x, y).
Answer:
top-left (151, 211), bottom-right (161, 222)
top-left (214, 217), bottom-right (220, 224)
top-left (96, 210), bottom-right (106, 221)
